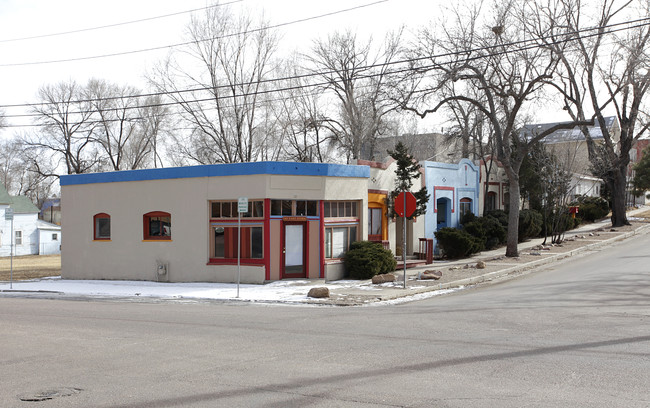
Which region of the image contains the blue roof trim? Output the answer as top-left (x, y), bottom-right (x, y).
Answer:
top-left (60, 162), bottom-right (370, 186)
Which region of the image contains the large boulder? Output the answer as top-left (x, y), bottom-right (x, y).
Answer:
top-left (420, 270), bottom-right (443, 280)
top-left (380, 273), bottom-right (396, 282)
top-left (307, 287), bottom-right (330, 298)
top-left (371, 275), bottom-right (385, 284)
top-left (372, 273), bottom-right (397, 284)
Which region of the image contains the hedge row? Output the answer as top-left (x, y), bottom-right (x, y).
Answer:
top-left (434, 199), bottom-right (608, 259)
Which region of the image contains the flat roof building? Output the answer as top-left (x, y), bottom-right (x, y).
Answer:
top-left (60, 162), bottom-right (369, 284)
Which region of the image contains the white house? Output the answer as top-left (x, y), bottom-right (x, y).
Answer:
top-left (0, 183), bottom-right (61, 257)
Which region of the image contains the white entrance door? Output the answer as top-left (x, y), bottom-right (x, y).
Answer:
top-left (283, 223), bottom-right (305, 278)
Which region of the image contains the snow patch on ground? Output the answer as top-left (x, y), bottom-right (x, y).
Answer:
top-left (1, 277), bottom-right (314, 303)
top-left (0, 277), bottom-right (467, 306)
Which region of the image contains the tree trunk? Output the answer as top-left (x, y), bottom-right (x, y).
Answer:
top-left (610, 165), bottom-right (629, 227)
top-left (506, 176), bottom-right (521, 257)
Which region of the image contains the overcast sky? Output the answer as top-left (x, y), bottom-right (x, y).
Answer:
top-left (0, 0), bottom-right (442, 138)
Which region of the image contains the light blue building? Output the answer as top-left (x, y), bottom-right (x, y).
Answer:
top-left (423, 159), bottom-right (481, 253)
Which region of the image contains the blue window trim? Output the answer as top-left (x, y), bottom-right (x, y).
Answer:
top-left (60, 162), bottom-right (369, 186)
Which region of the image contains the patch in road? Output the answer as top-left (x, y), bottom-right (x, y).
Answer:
top-left (18, 387), bottom-right (82, 402)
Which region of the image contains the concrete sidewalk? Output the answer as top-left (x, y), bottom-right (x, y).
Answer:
top-left (2, 208), bottom-right (648, 306)
top-left (321, 207), bottom-right (650, 305)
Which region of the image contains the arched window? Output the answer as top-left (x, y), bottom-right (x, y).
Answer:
top-left (459, 198), bottom-right (473, 218)
top-left (143, 211), bottom-right (171, 241)
top-left (487, 192), bottom-right (497, 212)
top-left (94, 213), bottom-right (111, 240)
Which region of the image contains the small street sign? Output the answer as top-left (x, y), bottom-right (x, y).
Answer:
top-left (4, 208), bottom-right (14, 220)
top-left (238, 197), bottom-right (248, 213)
top-left (236, 197), bottom-right (248, 298)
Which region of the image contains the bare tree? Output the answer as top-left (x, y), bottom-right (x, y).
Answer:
top-left (22, 80), bottom-right (100, 175)
top-left (0, 137), bottom-right (22, 191)
top-left (305, 29), bottom-right (403, 162)
top-left (149, 3), bottom-right (278, 164)
top-left (0, 137), bottom-right (56, 208)
top-left (270, 59), bottom-right (336, 162)
top-left (87, 79), bottom-right (139, 171)
top-left (136, 95), bottom-right (170, 169)
top-left (87, 79), bottom-right (169, 170)
top-left (400, 1), bottom-right (591, 256)
top-left (539, 0), bottom-right (650, 227)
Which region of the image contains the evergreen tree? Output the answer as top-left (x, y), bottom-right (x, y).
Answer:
top-left (387, 142), bottom-right (429, 219)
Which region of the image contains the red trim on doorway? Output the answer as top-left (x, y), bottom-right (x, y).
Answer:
top-left (319, 200), bottom-right (325, 278)
top-left (281, 220), bottom-right (308, 279)
top-left (305, 221), bottom-right (310, 278)
top-left (433, 186), bottom-right (455, 213)
top-left (264, 198), bottom-right (271, 281)
top-left (368, 189), bottom-right (389, 195)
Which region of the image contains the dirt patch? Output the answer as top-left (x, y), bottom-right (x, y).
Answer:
top-left (0, 254), bottom-right (60, 281)
top-left (631, 209), bottom-right (650, 219)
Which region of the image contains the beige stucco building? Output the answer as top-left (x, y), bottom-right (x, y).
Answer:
top-left (60, 162), bottom-right (369, 284)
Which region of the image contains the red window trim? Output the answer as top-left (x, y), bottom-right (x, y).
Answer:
top-left (93, 213), bottom-right (111, 241)
top-left (207, 258), bottom-right (265, 266)
top-left (211, 224), bottom-right (264, 260)
top-left (143, 211), bottom-right (171, 241)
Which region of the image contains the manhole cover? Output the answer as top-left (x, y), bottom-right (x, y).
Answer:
top-left (18, 387), bottom-right (82, 402)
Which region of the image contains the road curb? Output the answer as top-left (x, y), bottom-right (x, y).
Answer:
top-left (319, 222), bottom-right (650, 306)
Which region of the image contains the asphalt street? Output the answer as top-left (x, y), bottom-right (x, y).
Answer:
top-left (1, 232), bottom-right (649, 407)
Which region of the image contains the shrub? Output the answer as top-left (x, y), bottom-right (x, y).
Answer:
top-left (463, 216), bottom-right (506, 250)
top-left (460, 211), bottom-right (477, 225)
top-left (572, 195), bottom-right (609, 222)
top-left (485, 209), bottom-right (508, 229)
top-left (542, 211), bottom-right (576, 236)
top-left (518, 209), bottom-right (543, 241)
top-left (344, 241), bottom-right (397, 280)
top-left (435, 227), bottom-right (483, 259)
top-left (479, 216), bottom-right (507, 249)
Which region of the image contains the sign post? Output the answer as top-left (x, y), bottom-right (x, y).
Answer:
top-left (5, 208), bottom-right (14, 289)
top-left (236, 197), bottom-right (248, 298)
top-left (395, 192), bottom-right (416, 289)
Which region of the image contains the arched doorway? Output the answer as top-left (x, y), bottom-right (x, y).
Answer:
top-left (436, 197), bottom-right (451, 230)
top-left (486, 191), bottom-right (497, 212)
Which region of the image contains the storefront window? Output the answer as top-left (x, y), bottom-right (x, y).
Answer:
top-left (325, 226), bottom-right (357, 258)
top-left (212, 201), bottom-right (264, 218)
top-left (213, 226), bottom-right (263, 259)
top-left (270, 200), bottom-right (318, 216)
top-left (324, 201), bottom-right (358, 218)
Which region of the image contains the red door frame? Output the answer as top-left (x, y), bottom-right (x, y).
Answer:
top-left (281, 220), bottom-right (308, 279)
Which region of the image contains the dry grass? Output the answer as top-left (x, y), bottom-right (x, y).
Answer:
top-left (0, 254), bottom-right (60, 281)
top-left (632, 208), bottom-right (650, 219)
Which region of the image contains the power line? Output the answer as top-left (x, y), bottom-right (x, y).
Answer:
top-left (0, 1), bottom-right (242, 43)
top-left (1, 14), bottom-right (647, 117)
top-left (1, 85), bottom-right (330, 128)
top-left (0, 0), bottom-right (388, 68)
top-left (0, 15), bottom-right (637, 129)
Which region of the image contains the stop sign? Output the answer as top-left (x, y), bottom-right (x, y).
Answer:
top-left (395, 192), bottom-right (417, 218)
